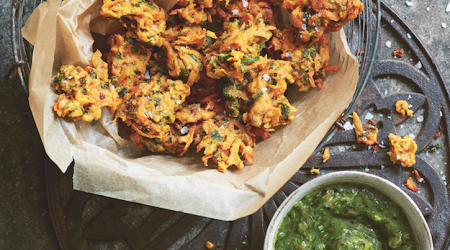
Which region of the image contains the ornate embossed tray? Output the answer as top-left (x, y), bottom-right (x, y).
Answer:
top-left (10, 0), bottom-right (450, 249)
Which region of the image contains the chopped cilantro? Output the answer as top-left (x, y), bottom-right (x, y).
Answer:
top-left (279, 102), bottom-right (290, 118)
top-left (210, 130), bottom-right (224, 141)
top-left (242, 56), bottom-right (260, 65)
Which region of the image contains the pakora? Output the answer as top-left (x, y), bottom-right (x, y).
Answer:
top-left (395, 100), bottom-right (413, 117)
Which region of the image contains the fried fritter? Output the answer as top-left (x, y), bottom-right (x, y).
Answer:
top-left (53, 51), bottom-right (121, 122)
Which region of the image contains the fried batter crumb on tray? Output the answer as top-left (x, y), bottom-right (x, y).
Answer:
top-left (392, 48), bottom-right (405, 57)
top-left (322, 147), bottom-right (330, 162)
top-left (387, 133), bottom-right (417, 167)
top-left (352, 112), bottom-right (378, 145)
top-left (52, 0), bottom-right (365, 172)
top-left (206, 241), bottom-right (214, 249)
top-left (395, 100), bottom-right (413, 117)
top-left (310, 167), bottom-right (320, 175)
top-left (406, 177), bottom-right (419, 192)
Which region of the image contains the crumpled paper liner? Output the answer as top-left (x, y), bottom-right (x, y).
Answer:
top-left (23, 0), bottom-right (358, 221)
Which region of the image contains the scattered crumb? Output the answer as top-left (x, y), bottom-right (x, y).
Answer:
top-left (385, 41), bottom-right (392, 48)
top-left (395, 100), bottom-right (414, 117)
top-left (387, 133), bottom-right (417, 167)
top-left (206, 241), bottom-right (214, 249)
top-left (323, 147), bottom-right (330, 163)
top-left (406, 177), bottom-right (419, 192)
top-left (392, 49), bottom-right (405, 57)
top-left (353, 112), bottom-right (379, 146)
top-left (356, 49), bottom-right (365, 55)
top-left (310, 167), bottom-right (321, 175)
top-left (414, 61), bottom-right (422, 69)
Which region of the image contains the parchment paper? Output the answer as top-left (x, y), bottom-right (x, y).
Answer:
top-left (23, 0), bottom-right (358, 221)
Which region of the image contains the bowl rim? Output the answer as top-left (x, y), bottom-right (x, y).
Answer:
top-left (264, 170), bottom-right (433, 250)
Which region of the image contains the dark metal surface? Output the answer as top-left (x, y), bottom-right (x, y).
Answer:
top-left (12, 0), bottom-right (450, 249)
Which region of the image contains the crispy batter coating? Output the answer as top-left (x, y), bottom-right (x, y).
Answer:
top-left (53, 51), bottom-right (121, 122)
top-left (405, 177), bottom-right (419, 192)
top-left (283, 0), bottom-right (364, 42)
top-left (197, 114), bottom-right (255, 171)
top-left (395, 100), bottom-right (413, 117)
top-left (387, 133), bottom-right (417, 167)
top-left (107, 33), bottom-right (152, 92)
top-left (101, 0), bottom-right (167, 46)
top-left (53, 0), bottom-right (362, 171)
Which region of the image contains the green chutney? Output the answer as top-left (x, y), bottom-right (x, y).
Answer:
top-left (274, 183), bottom-right (415, 249)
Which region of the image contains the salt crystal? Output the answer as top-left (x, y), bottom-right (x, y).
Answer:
top-left (175, 100), bottom-right (181, 104)
top-left (397, 155), bottom-right (401, 160)
top-left (145, 70), bottom-right (150, 79)
top-left (381, 165), bottom-right (385, 169)
top-left (365, 167), bottom-right (369, 172)
top-left (417, 115), bottom-right (424, 122)
top-left (151, 25), bottom-right (157, 30)
top-left (388, 116), bottom-right (391, 119)
top-left (407, 33), bottom-right (411, 38)
top-left (442, 23), bottom-right (447, 28)
top-left (408, 104), bottom-right (412, 108)
top-left (425, 207), bottom-right (429, 211)
top-left (409, 133), bottom-right (415, 139)
top-left (440, 111), bottom-right (443, 116)
top-left (400, 125), bottom-right (404, 129)
top-left (242, 0), bottom-right (248, 7)
top-left (426, 7), bottom-right (430, 11)
top-left (262, 74), bottom-right (271, 81)
top-left (385, 41), bottom-right (392, 48)
top-left (262, 87), bottom-right (267, 92)
top-left (405, 1), bottom-right (413, 7)
top-left (441, 171), bottom-right (445, 175)
top-left (219, 124), bottom-right (225, 129)
top-left (180, 126), bottom-right (189, 135)
top-left (315, 26), bottom-right (319, 32)
top-left (417, 190), bottom-right (421, 194)
top-left (447, 1), bottom-right (450, 12)
top-left (379, 144), bottom-right (386, 148)
top-left (445, 181), bottom-right (448, 186)
top-left (365, 112), bottom-right (373, 120)
top-left (415, 61), bottom-right (422, 69)
top-left (302, 24), bottom-right (307, 30)
top-left (285, 52), bottom-right (293, 57)
top-left (418, 178), bottom-right (424, 182)
top-left (343, 121), bottom-right (353, 130)
top-left (384, 89), bottom-right (388, 96)
top-left (442, 175), bottom-right (447, 180)
top-left (232, 9), bottom-right (239, 15)
top-left (408, 95), bottom-right (411, 99)
top-left (352, 145), bottom-right (357, 149)
top-left (390, 20), bottom-right (394, 23)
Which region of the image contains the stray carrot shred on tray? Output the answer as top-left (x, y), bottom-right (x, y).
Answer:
top-left (406, 177), bottom-right (419, 192)
top-left (206, 241), bottom-right (214, 249)
top-left (323, 147), bottom-right (330, 163)
top-left (392, 48), bottom-right (405, 57)
top-left (412, 169), bottom-right (424, 183)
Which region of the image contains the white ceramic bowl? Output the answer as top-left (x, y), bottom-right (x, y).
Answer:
top-left (264, 171), bottom-right (433, 249)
